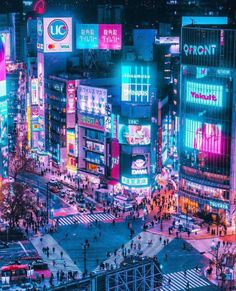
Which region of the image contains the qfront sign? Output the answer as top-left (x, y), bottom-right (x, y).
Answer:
top-left (183, 44), bottom-right (216, 56)
top-left (43, 17), bottom-right (72, 53)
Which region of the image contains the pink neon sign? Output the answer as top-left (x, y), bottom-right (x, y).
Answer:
top-left (99, 24), bottom-right (122, 50)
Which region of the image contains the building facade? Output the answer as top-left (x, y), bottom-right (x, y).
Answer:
top-left (179, 25), bottom-right (236, 224)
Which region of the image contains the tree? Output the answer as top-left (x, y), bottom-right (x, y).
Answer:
top-left (1, 182), bottom-right (37, 229)
top-left (8, 122), bottom-right (35, 180)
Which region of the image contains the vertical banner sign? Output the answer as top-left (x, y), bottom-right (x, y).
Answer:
top-left (0, 35), bottom-right (7, 180)
top-left (31, 78), bottom-right (39, 105)
top-left (66, 81), bottom-right (76, 113)
top-left (111, 139), bottom-right (120, 180)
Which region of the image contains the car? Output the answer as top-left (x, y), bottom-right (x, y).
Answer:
top-left (77, 206), bottom-right (86, 213)
top-left (68, 197), bottom-right (76, 205)
top-left (49, 179), bottom-right (57, 184)
top-left (57, 183), bottom-right (63, 190)
top-left (50, 186), bottom-right (60, 193)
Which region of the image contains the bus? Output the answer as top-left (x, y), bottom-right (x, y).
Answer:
top-left (1, 264), bottom-right (30, 283)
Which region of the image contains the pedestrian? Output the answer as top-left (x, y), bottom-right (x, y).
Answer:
top-left (165, 254), bottom-right (168, 261)
top-left (186, 281), bottom-right (190, 289)
top-left (52, 246), bottom-right (55, 253)
top-left (168, 278), bottom-right (171, 286)
top-left (60, 251), bottom-right (63, 259)
top-left (184, 270), bottom-right (187, 277)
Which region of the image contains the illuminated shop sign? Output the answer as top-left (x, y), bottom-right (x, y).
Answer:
top-left (209, 200), bottom-right (229, 210)
top-left (186, 82), bottom-right (223, 107)
top-left (121, 65), bottom-right (151, 102)
top-left (183, 44), bottom-right (216, 56)
top-left (118, 124), bottom-right (151, 145)
top-left (87, 163), bottom-right (104, 175)
top-left (31, 78), bottom-right (39, 105)
top-left (185, 119), bottom-right (222, 154)
top-left (78, 85), bottom-right (107, 115)
top-left (131, 154), bottom-right (149, 175)
top-left (67, 81), bottom-right (76, 113)
top-left (182, 16), bottom-right (228, 27)
top-left (111, 139), bottom-right (120, 180)
top-left (79, 113), bottom-right (104, 131)
top-left (43, 17), bottom-right (72, 53)
top-left (76, 24), bottom-right (122, 50)
top-left (67, 129), bottom-right (76, 157)
top-left (121, 176), bottom-right (148, 186)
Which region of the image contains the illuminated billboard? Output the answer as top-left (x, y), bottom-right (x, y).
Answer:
top-left (1, 31), bottom-right (11, 61)
top-left (0, 35), bottom-right (7, 180)
top-left (66, 81), bottom-right (76, 113)
top-left (99, 24), bottom-right (122, 50)
top-left (121, 65), bottom-right (151, 102)
top-left (186, 82), bottom-right (223, 107)
top-left (76, 24), bottom-right (99, 49)
top-left (182, 16), bottom-right (228, 27)
top-left (31, 78), bottom-right (39, 105)
top-left (121, 176), bottom-right (148, 186)
top-left (185, 119), bottom-right (222, 154)
top-left (76, 24), bottom-right (122, 50)
top-left (43, 17), bottom-right (72, 53)
top-left (118, 124), bottom-right (151, 145)
top-left (78, 85), bottom-right (107, 115)
top-left (79, 113), bottom-right (104, 131)
top-left (111, 139), bottom-right (120, 180)
top-left (67, 129), bottom-right (76, 157)
top-left (131, 154), bottom-right (149, 175)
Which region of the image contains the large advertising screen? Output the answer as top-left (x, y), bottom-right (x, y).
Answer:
top-left (67, 129), bottom-right (76, 157)
top-left (118, 124), bottom-right (151, 145)
top-left (186, 81), bottom-right (223, 107)
top-left (76, 24), bottom-right (122, 50)
top-left (121, 65), bottom-right (151, 102)
top-left (43, 17), bottom-right (72, 53)
top-left (78, 85), bottom-right (107, 115)
top-left (131, 153), bottom-right (149, 175)
top-left (185, 119), bottom-right (222, 154)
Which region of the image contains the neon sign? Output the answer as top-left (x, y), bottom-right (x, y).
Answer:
top-left (131, 154), bottom-right (149, 175)
top-left (79, 113), bottom-right (104, 131)
top-left (121, 65), bottom-right (151, 102)
top-left (48, 19), bottom-right (68, 41)
top-left (121, 176), bottom-right (148, 186)
top-left (209, 200), bottom-right (229, 210)
top-left (186, 82), bottom-right (223, 107)
top-left (183, 44), bottom-right (216, 56)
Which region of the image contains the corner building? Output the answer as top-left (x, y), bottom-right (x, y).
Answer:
top-left (179, 25), bottom-right (236, 224)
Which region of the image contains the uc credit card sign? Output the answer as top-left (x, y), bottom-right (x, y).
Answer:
top-left (43, 17), bottom-right (72, 53)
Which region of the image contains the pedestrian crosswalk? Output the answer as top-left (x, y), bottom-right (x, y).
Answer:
top-left (158, 269), bottom-right (211, 290)
top-left (58, 213), bottom-right (115, 226)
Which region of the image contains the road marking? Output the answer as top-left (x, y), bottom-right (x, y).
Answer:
top-left (18, 241), bottom-right (29, 256)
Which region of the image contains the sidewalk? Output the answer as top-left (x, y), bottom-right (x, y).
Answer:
top-left (30, 234), bottom-right (82, 277)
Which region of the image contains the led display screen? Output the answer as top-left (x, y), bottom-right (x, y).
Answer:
top-left (43, 17), bottom-right (72, 53)
top-left (79, 113), bottom-right (104, 131)
top-left (118, 124), bottom-right (151, 145)
top-left (121, 65), bottom-right (151, 102)
top-left (78, 85), bottom-right (107, 115)
top-left (67, 129), bottom-right (76, 157)
top-left (131, 153), bottom-right (149, 175)
top-left (185, 119), bottom-right (222, 154)
top-left (76, 24), bottom-right (99, 49)
top-left (186, 81), bottom-right (223, 107)
top-left (76, 24), bottom-right (122, 50)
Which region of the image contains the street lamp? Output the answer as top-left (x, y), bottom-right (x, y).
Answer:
top-left (81, 241), bottom-right (89, 276)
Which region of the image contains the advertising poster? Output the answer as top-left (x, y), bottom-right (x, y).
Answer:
top-left (111, 139), bottom-right (120, 180)
top-left (43, 17), bottom-right (72, 53)
top-left (78, 85), bottom-right (107, 115)
top-left (121, 65), bottom-right (151, 102)
top-left (76, 24), bottom-right (99, 49)
top-left (98, 24), bottom-right (122, 50)
top-left (118, 124), bottom-right (151, 145)
top-left (37, 17), bottom-right (44, 51)
top-left (185, 119), bottom-right (222, 154)
top-left (79, 113), bottom-right (104, 131)
top-left (67, 129), bottom-right (76, 157)
top-left (31, 78), bottom-right (39, 105)
top-left (186, 81), bottom-right (223, 107)
top-left (131, 153), bottom-right (149, 175)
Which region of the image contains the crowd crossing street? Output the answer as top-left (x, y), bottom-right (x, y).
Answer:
top-left (57, 213), bottom-right (116, 226)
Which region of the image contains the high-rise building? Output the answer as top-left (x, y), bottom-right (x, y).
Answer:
top-left (179, 24), bottom-right (236, 224)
